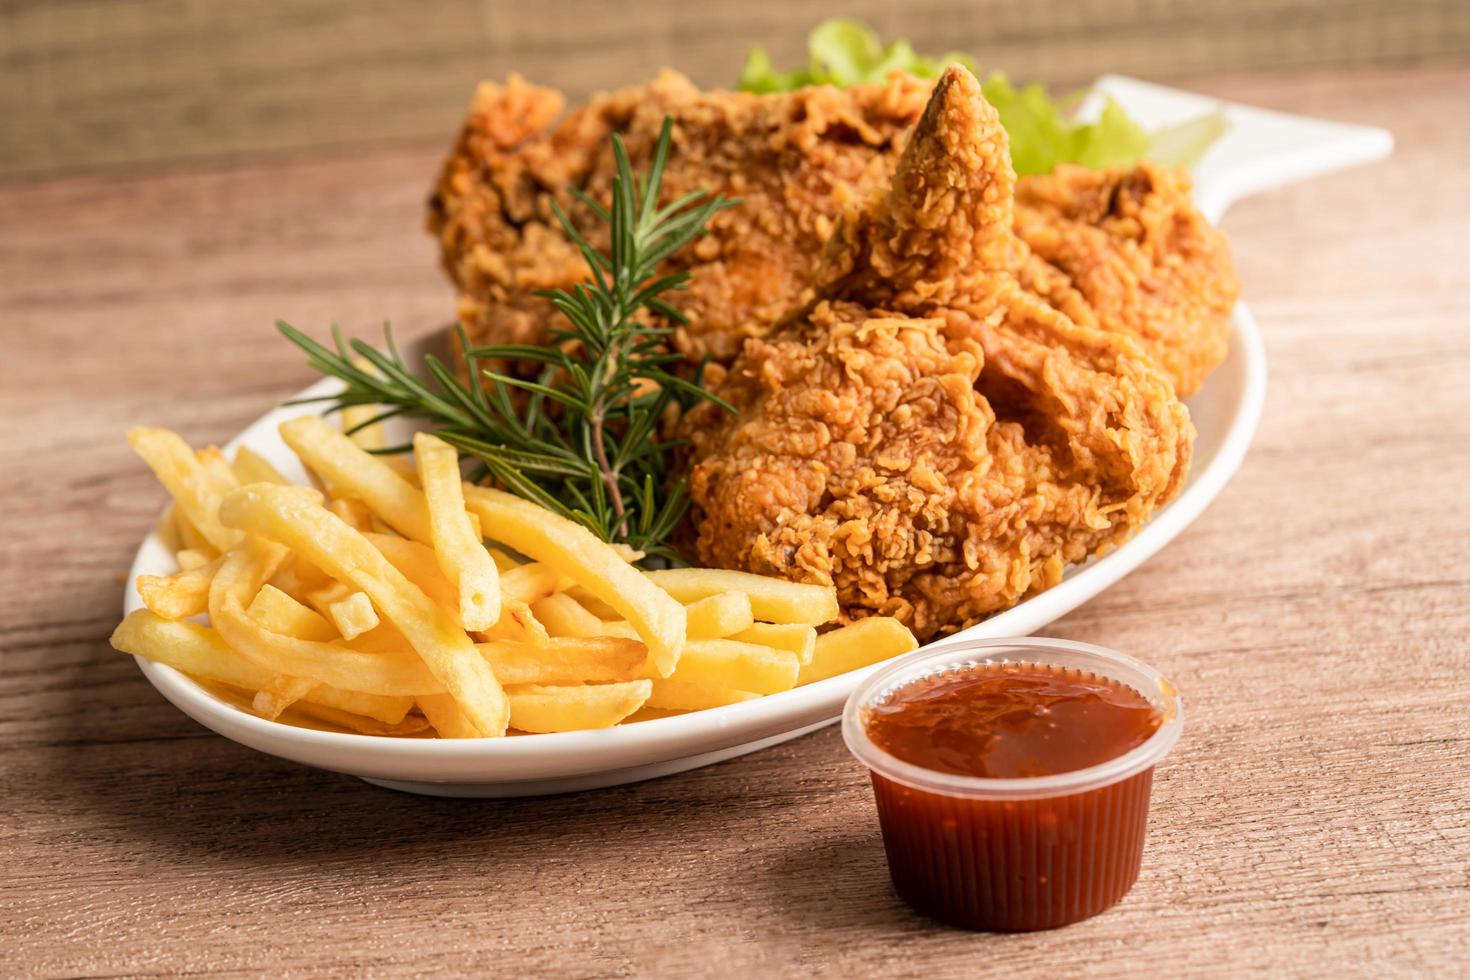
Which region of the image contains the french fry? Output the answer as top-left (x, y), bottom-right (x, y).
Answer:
top-left (232, 445), bottom-right (291, 486)
top-left (644, 568), bottom-right (839, 626)
top-left (532, 592), bottom-right (606, 638)
top-left (364, 534), bottom-right (459, 613)
top-left (797, 616), bottom-right (919, 685)
top-left (156, 504), bottom-right (183, 552)
top-left (415, 432), bottom-right (501, 631)
top-left (279, 416), bottom-right (433, 542)
top-left (127, 427), bottom-right (241, 552)
top-left (245, 583), bottom-right (338, 719)
top-left (327, 591), bottom-right (380, 641)
top-left (247, 583), bottom-right (337, 640)
top-left (463, 485), bottom-right (685, 676)
top-left (329, 496), bottom-right (375, 533)
top-left (416, 693), bottom-right (480, 738)
top-left (174, 510), bottom-right (216, 558)
top-left (218, 484), bottom-right (508, 735)
top-left (111, 611), bottom-right (414, 723)
top-left (567, 587), bottom-right (621, 621)
top-left (351, 625), bottom-right (645, 685)
top-left (290, 701), bottom-right (426, 736)
top-left (197, 446), bottom-right (240, 496)
top-left (479, 636), bottom-right (647, 685)
top-left (663, 639), bottom-right (800, 694)
top-left (488, 547), bottom-right (521, 572)
top-left (730, 622), bottom-right (817, 665)
top-left (646, 678), bottom-right (761, 712)
top-left (506, 680), bottom-right (652, 733)
top-left (480, 601), bottom-right (551, 645)
top-left (253, 675), bottom-right (318, 721)
top-left (137, 556), bottom-right (223, 620)
top-left (684, 591), bottom-right (755, 640)
top-left (175, 548), bottom-right (213, 571)
top-left (500, 563), bottom-right (565, 605)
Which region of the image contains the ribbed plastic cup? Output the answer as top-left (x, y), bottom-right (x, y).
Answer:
top-left (842, 637), bottom-right (1183, 931)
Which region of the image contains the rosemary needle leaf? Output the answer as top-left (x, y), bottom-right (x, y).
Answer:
top-left (276, 113), bottom-right (737, 560)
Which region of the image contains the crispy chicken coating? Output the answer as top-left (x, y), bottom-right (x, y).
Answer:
top-left (684, 68), bottom-right (1192, 639)
top-left (1014, 162), bottom-right (1239, 396)
top-left (429, 70), bottom-right (933, 364)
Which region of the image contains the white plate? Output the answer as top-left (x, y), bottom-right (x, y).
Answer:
top-left (123, 78), bottom-right (1390, 797)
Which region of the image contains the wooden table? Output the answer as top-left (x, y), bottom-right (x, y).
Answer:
top-left (3, 67), bottom-right (1467, 976)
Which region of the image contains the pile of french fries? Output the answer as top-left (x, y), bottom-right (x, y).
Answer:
top-left (112, 415), bottom-right (919, 737)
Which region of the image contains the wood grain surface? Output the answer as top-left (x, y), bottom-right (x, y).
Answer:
top-left (5, 0), bottom-right (1470, 178)
top-left (2, 66), bottom-right (1469, 977)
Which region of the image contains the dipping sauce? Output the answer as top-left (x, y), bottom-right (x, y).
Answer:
top-left (865, 662), bottom-right (1163, 778)
top-left (859, 660), bottom-right (1167, 931)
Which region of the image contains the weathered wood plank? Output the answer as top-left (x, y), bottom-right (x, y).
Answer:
top-left (3, 0), bottom-right (1470, 176)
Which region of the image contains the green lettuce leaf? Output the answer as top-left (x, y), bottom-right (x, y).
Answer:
top-left (736, 19), bottom-right (1223, 175)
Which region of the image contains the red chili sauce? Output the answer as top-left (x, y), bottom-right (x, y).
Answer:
top-left (863, 662), bottom-right (1164, 931)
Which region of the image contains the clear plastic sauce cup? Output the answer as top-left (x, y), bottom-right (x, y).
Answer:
top-left (842, 637), bottom-right (1183, 931)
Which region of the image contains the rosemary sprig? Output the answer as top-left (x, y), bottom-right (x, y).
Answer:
top-left (277, 117), bottom-right (738, 562)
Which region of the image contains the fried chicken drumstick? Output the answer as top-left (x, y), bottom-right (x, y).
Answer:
top-left (682, 67), bottom-right (1192, 639)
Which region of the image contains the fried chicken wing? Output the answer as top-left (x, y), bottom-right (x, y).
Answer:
top-left (1014, 162), bottom-right (1239, 396)
top-left (684, 67), bottom-right (1192, 639)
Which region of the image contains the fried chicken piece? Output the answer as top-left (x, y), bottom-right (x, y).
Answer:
top-left (431, 71), bottom-right (1237, 399)
top-left (1013, 162), bottom-right (1239, 396)
top-left (429, 70), bottom-right (934, 364)
top-left (685, 67), bottom-right (1192, 640)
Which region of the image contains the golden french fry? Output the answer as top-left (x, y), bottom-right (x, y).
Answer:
top-left (415, 432), bottom-right (501, 631)
top-left (664, 639), bottom-right (800, 694)
top-left (730, 622), bottom-right (817, 665)
top-left (500, 563), bottom-right (565, 605)
top-left (289, 700), bottom-right (427, 736)
top-left (646, 678), bottom-right (761, 712)
top-left (127, 427), bottom-right (241, 552)
top-left (531, 592), bottom-right (606, 638)
top-left (565, 586), bottom-right (620, 620)
top-left (506, 680), bottom-right (652, 733)
top-left (480, 636), bottom-right (647, 685)
top-left (645, 568), bottom-right (839, 626)
top-left (329, 496), bottom-right (375, 533)
top-left (463, 485), bottom-right (685, 676)
top-left (480, 600), bottom-right (551, 645)
top-left (488, 547), bottom-right (521, 572)
top-left (232, 445), bottom-right (291, 485)
top-left (110, 610), bottom-right (413, 723)
top-left (607, 543), bottom-right (645, 564)
top-left (416, 693), bottom-right (480, 738)
top-left (797, 617), bottom-right (919, 685)
top-left (136, 556), bottom-right (223, 620)
top-left (175, 548), bottom-right (213, 571)
top-left (253, 676), bottom-right (317, 720)
top-left (349, 624), bottom-right (644, 684)
top-left (363, 534), bottom-right (459, 614)
top-left (197, 446), bottom-right (240, 496)
top-left (156, 504), bottom-right (183, 552)
top-left (279, 416), bottom-right (433, 541)
top-left (327, 591), bottom-right (380, 641)
top-left (245, 583), bottom-right (339, 718)
top-left (219, 483), bottom-right (509, 736)
top-left (174, 510), bottom-right (216, 557)
top-left (684, 591), bottom-right (755, 640)
top-left (247, 584), bottom-right (338, 641)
